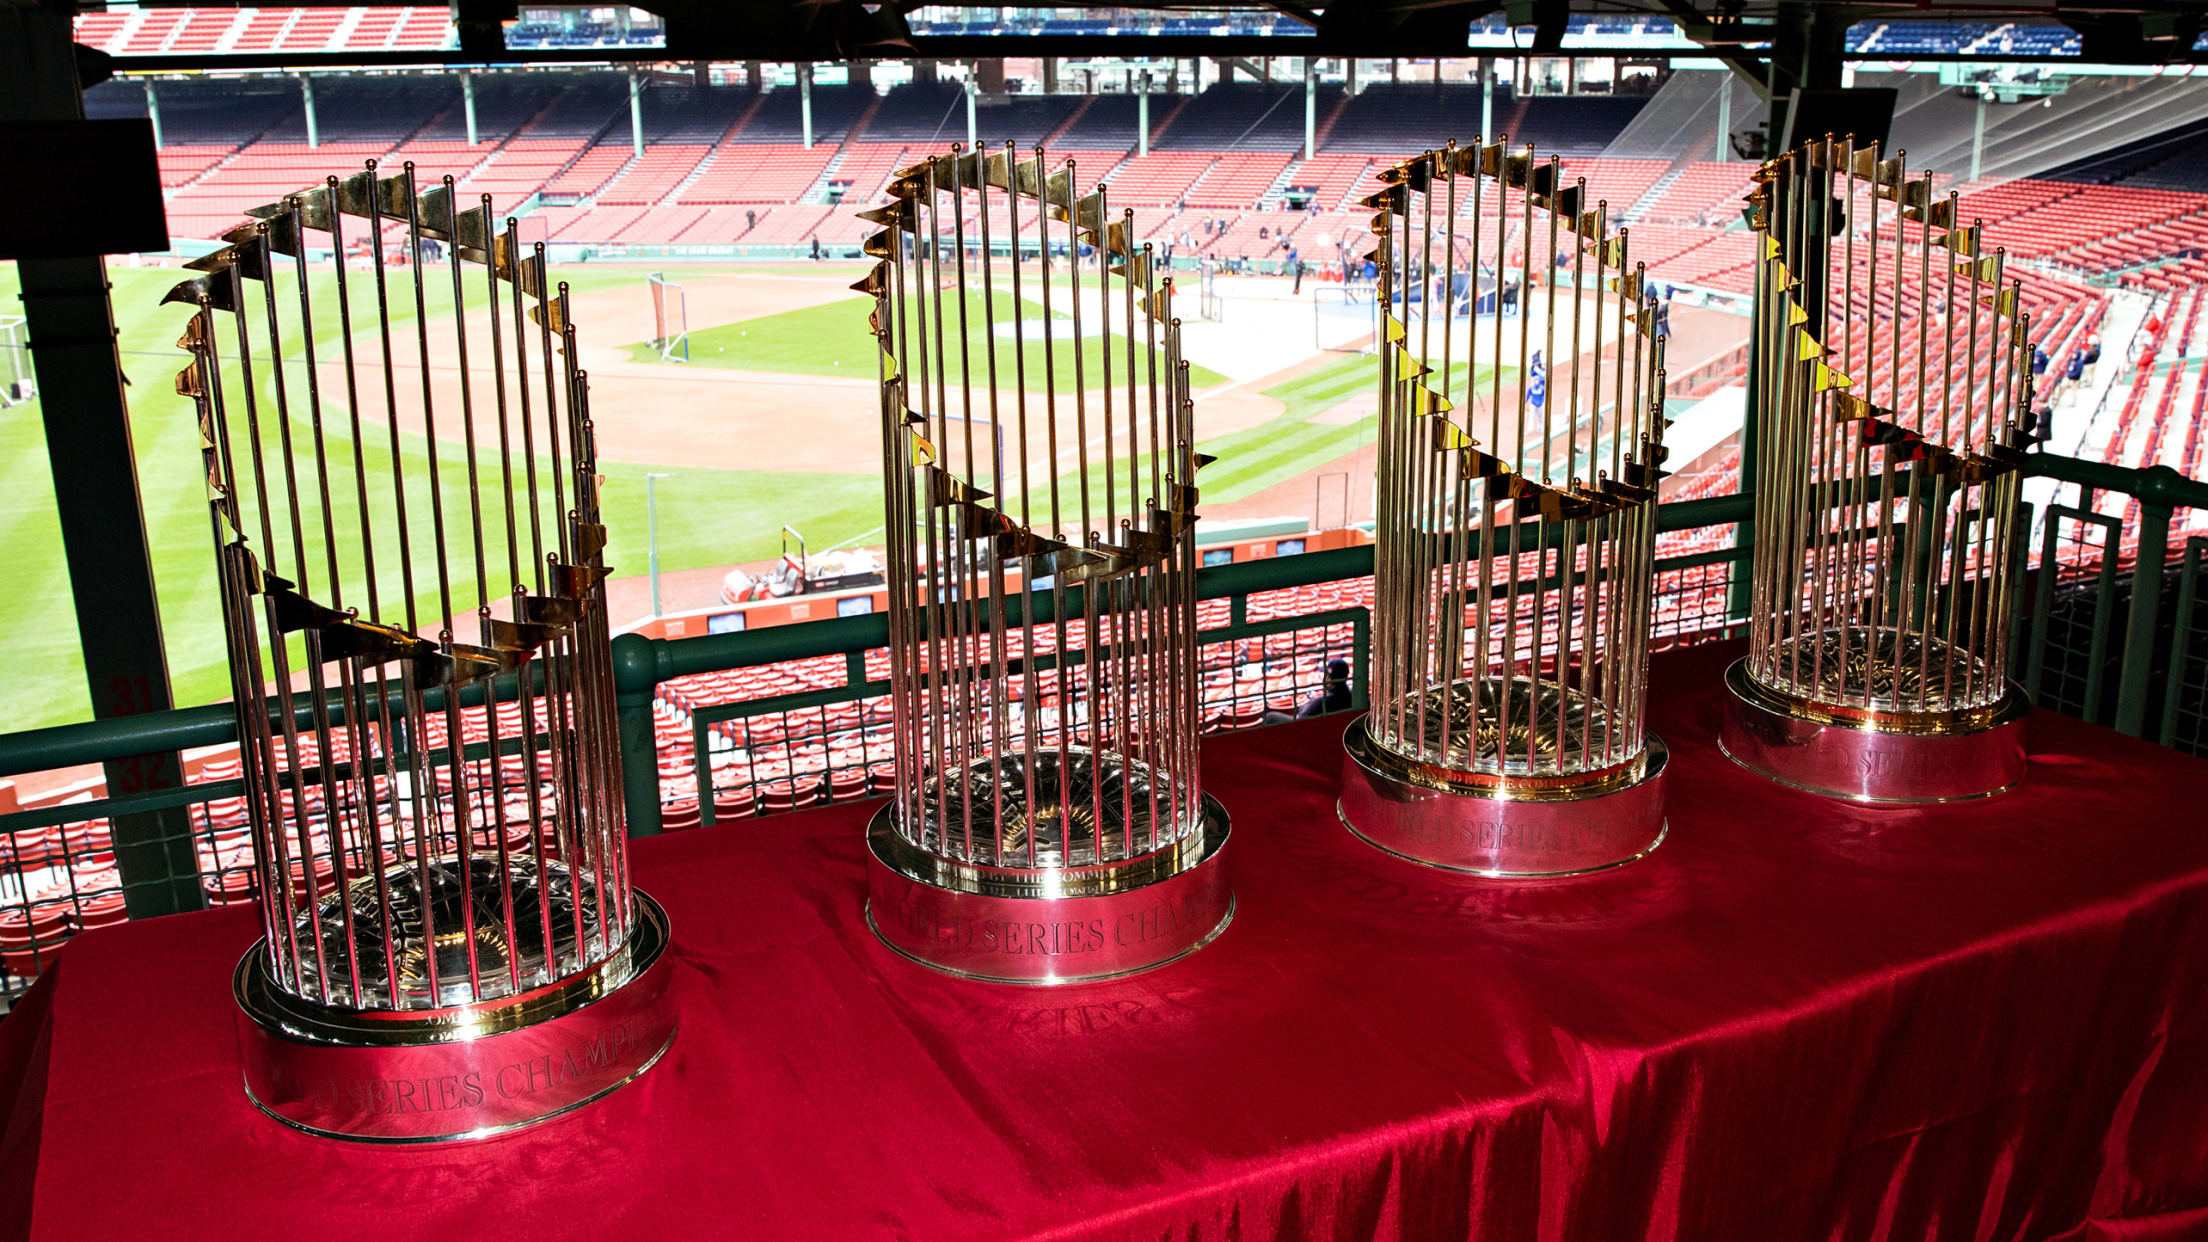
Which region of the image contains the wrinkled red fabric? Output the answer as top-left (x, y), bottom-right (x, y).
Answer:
top-left (3, 640), bottom-right (2206, 1241)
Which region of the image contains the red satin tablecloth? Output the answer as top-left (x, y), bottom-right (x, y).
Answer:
top-left (5, 640), bottom-right (2208, 1241)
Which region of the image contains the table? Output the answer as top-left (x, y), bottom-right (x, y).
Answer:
top-left (5, 641), bottom-right (2207, 1241)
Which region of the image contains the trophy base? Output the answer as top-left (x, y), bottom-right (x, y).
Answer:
top-left (233, 891), bottom-right (676, 1143)
top-left (1337, 715), bottom-right (1669, 876)
top-left (864, 798), bottom-right (1233, 985)
top-left (1718, 657), bottom-right (2030, 804)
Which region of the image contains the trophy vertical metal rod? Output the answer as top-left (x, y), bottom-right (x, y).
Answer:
top-left (1339, 139), bottom-right (1672, 876)
top-left (860, 144), bottom-right (1231, 984)
top-left (173, 163), bottom-right (673, 1142)
top-left (1722, 136), bottom-right (2033, 803)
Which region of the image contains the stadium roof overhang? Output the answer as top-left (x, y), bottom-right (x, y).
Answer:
top-left (74, 0), bottom-right (2208, 72)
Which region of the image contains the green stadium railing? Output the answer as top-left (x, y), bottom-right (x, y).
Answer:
top-left (0, 456), bottom-right (2199, 992)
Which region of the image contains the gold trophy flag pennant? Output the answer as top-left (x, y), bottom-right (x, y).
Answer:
top-left (1072, 193), bottom-right (1106, 242)
top-left (880, 347), bottom-right (900, 382)
top-left (1983, 286), bottom-right (2020, 317)
top-left (1812, 361), bottom-right (1856, 392)
top-left (1104, 217), bottom-right (1132, 259)
top-left (1041, 166), bottom-right (1075, 214)
top-left (1409, 383), bottom-right (1453, 415)
top-left (1011, 153), bottom-right (1042, 197)
top-left (1391, 342), bottom-right (1429, 379)
top-left (526, 297), bottom-right (568, 335)
top-left (1764, 234), bottom-right (1782, 261)
top-left (1956, 254), bottom-right (2001, 283)
top-left (908, 428), bottom-right (936, 465)
top-left (1796, 330), bottom-right (1825, 362)
top-left (1358, 183), bottom-right (1408, 214)
top-left (1600, 236), bottom-right (1627, 268)
top-left (1384, 313), bottom-right (1407, 344)
top-left (1831, 391), bottom-right (1885, 420)
top-left (928, 468), bottom-right (993, 511)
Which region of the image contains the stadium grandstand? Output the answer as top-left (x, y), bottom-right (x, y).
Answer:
top-left (5, 5), bottom-right (2208, 1225)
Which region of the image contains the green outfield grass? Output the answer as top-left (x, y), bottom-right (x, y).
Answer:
top-left (993, 353), bottom-right (1511, 525)
top-left (624, 285), bottom-right (1230, 389)
top-left (0, 263), bottom-right (873, 732)
top-left (1194, 354), bottom-right (1513, 506)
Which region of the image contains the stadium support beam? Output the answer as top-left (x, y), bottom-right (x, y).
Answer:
top-left (965, 78), bottom-right (977, 147)
top-left (1043, 57), bottom-right (1058, 93)
top-left (143, 79), bottom-right (162, 149)
top-left (1651, 0), bottom-right (1770, 91)
top-left (300, 73), bottom-right (318, 148)
top-left (629, 68), bottom-right (645, 157)
top-left (1346, 57), bottom-right (1358, 94)
top-left (1971, 93), bottom-right (1987, 180)
top-left (1304, 58), bottom-right (1316, 159)
top-left (1714, 71), bottom-right (1730, 160)
top-left (799, 61), bottom-right (814, 149)
top-left (462, 69), bottom-right (478, 145)
top-left (1480, 58), bottom-right (1493, 137)
top-left (1137, 72), bottom-right (1150, 157)
top-left (0, 6), bottom-right (203, 919)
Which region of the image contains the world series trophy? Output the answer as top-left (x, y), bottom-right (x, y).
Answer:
top-left (171, 162), bottom-right (673, 1141)
top-left (1720, 136), bottom-right (2033, 803)
top-left (1338, 141), bottom-right (1672, 876)
top-left (856, 143), bottom-right (1232, 983)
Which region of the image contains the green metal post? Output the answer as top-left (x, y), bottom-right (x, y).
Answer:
top-left (2162, 537), bottom-right (2205, 748)
top-left (3, 9), bottom-right (202, 916)
top-left (2114, 499), bottom-right (2173, 737)
top-left (612, 632), bottom-right (667, 837)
